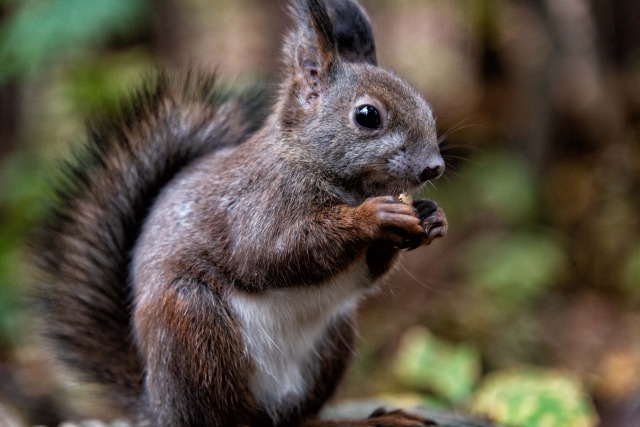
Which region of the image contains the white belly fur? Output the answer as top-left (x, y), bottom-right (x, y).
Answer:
top-left (227, 258), bottom-right (370, 422)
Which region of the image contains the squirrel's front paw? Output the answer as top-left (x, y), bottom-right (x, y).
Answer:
top-left (357, 196), bottom-right (425, 249)
top-left (412, 199), bottom-right (448, 247)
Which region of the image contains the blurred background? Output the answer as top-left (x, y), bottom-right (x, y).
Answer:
top-left (0, 0), bottom-right (639, 426)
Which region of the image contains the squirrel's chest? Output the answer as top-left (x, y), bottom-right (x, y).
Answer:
top-left (227, 258), bottom-right (370, 421)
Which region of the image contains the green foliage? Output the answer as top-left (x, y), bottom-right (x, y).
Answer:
top-left (392, 326), bottom-right (481, 404)
top-left (470, 151), bottom-right (537, 222)
top-left (423, 149), bottom-right (568, 360)
top-left (63, 53), bottom-right (150, 116)
top-left (463, 231), bottom-right (567, 309)
top-left (621, 243), bottom-right (640, 303)
top-left (431, 150), bottom-right (537, 226)
top-left (470, 367), bottom-right (599, 427)
top-left (0, 0), bottom-right (149, 82)
top-left (0, 151), bottom-right (51, 345)
top-left (391, 328), bottom-right (598, 426)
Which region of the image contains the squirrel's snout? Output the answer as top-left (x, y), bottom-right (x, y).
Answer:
top-left (420, 157), bottom-right (445, 182)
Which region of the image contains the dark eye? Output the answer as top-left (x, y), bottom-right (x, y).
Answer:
top-left (353, 105), bottom-right (381, 129)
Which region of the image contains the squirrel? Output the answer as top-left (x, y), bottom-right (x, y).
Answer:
top-left (31, 0), bottom-right (448, 426)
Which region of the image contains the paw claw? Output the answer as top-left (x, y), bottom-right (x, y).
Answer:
top-left (412, 199), bottom-right (448, 246)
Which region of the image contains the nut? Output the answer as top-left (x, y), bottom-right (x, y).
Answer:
top-left (398, 192), bottom-right (413, 206)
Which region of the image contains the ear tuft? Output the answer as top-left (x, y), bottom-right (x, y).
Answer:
top-left (305, 0), bottom-right (338, 61)
top-left (285, 0), bottom-right (339, 105)
top-left (326, 0), bottom-right (377, 64)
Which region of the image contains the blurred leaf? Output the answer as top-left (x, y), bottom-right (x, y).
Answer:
top-left (464, 231), bottom-right (567, 308)
top-left (0, 0), bottom-right (149, 82)
top-left (63, 51), bottom-right (150, 116)
top-left (425, 150), bottom-right (538, 227)
top-left (0, 151), bottom-right (50, 344)
top-left (0, 151), bottom-right (51, 226)
top-left (0, 246), bottom-right (26, 346)
top-left (469, 151), bottom-right (537, 224)
top-left (470, 366), bottom-right (598, 427)
top-left (392, 326), bottom-right (481, 404)
top-left (621, 243), bottom-right (640, 302)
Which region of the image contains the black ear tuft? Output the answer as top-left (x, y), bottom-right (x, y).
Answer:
top-left (305, 0), bottom-right (338, 62)
top-left (326, 0), bottom-right (377, 64)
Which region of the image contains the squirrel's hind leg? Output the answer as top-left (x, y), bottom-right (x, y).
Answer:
top-left (133, 277), bottom-right (258, 426)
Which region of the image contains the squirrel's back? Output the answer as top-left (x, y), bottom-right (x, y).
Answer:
top-left (30, 72), bottom-right (266, 412)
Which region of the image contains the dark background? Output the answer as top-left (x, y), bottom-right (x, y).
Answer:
top-left (0, 0), bottom-right (639, 425)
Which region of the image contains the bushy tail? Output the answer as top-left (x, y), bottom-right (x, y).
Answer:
top-left (30, 71), bottom-right (266, 413)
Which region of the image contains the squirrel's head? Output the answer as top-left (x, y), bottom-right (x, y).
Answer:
top-left (278, 0), bottom-right (444, 199)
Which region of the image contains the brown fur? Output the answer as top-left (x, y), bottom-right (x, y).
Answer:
top-left (31, 0), bottom-right (447, 426)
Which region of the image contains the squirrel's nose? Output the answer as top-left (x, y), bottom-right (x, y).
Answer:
top-left (420, 158), bottom-right (445, 182)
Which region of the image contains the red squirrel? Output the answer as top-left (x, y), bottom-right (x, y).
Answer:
top-left (32, 0), bottom-right (447, 425)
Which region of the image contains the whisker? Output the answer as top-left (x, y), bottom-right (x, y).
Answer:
top-left (396, 262), bottom-right (444, 294)
top-left (437, 122), bottom-right (482, 146)
top-left (442, 154), bottom-right (477, 163)
top-left (443, 168), bottom-right (471, 180)
top-left (426, 180), bottom-right (438, 191)
top-left (439, 144), bottom-right (482, 153)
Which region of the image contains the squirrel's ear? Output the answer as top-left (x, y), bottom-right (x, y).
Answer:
top-left (287, 0), bottom-right (338, 103)
top-left (326, 0), bottom-right (377, 65)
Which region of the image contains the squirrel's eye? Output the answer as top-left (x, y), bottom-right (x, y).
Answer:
top-left (353, 105), bottom-right (381, 129)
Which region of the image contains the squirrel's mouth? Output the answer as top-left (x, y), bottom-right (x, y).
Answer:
top-left (349, 164), bottom-right (443, 200)
top-left (361, 178), bottom-right (422, 200)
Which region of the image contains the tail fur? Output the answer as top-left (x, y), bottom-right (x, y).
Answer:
top-left (30, 71), bottom-right (266, 413)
